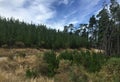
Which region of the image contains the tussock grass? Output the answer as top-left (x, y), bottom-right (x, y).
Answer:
top-left (0, 48), bottom-right (119, 82)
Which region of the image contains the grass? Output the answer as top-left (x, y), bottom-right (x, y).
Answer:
top-left (0, 48), bottom-right (54, 82)
top-left (0, 48), bottom-right (119, 82)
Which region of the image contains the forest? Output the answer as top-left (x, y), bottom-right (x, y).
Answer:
top-left (0, 0), bottom-right (120, 56)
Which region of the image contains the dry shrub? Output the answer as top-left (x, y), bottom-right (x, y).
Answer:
top-left (0, 73), bottom-right (6, 81)
top-left (54, 60), bottom-right (71, 82)
top-left (69, 66), bottom-right (89, 82)
top-left (55, 62), bottom-right (90, 82)
top-left (55, 72), bottom-right (70, 82)
top-left (55, 53), bottom-right (92, 82)
top-left (57, 60), bottom-right (71, 73)
top-left (14, 41), bottom-right (25, 48)
top-left (0, 57), bottom-right (8, 61)
top-left (0, 53), bottom-right (54, 82)
top-left (0, 70), bottom-right (54, 82)
top-left (0, 61), bottom-right (18, 73)
top-left (90, 48), bottom-right (104, 53)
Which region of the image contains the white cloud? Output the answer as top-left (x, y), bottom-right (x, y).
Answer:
top-left (64, 10), bottom-right (78, 19)
top-left (0, 0), bottom-right (114, 31)
top-left (47, 18), bottom-right (79, 31)
top-left (0, 0), bottom-right (56, 24)
top-left (49, 0), bottom-right (101, 30)
top-left (0, 0), bottom-right (77, 31)
top-left (58, 0), bottom-right (70, 5)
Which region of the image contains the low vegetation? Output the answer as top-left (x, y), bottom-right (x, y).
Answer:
top-left (0, 48), bottom-right (119, 82)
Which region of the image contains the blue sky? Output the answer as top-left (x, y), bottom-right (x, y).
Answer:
top-left (0, 0), bottom-right (120, 30)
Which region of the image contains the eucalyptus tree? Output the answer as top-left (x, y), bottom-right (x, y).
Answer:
top-left (97, 6), bottom-right (110, 55)
top-left (110, 0), bottom-right (120, 55)
top-left (88, 15), bottom-right (97, 47)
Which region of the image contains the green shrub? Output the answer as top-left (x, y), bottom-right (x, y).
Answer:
top-left (26, 69), bottom-right (37, 78)
top-left (83, 52), bottom-right (108, 72)
top-left (73, 51), bottom-right (108, 72)
top-left (59, 50), bottom-right (108, 73)
top-left (72, 50), bottom-right (82, 65)
top-left (59, 50), bottom-right (73, 62)
top-left (103, 58), bottom-right (120, 74)
top-left (43, 51), bottom-right (59, 77)
top-left (94, 58), bottom-right (120, 82)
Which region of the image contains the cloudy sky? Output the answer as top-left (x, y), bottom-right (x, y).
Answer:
top-left (0, 0), bottom-right (120, 30)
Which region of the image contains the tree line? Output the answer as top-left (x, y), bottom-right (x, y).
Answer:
top-left (0, 17), bottom-right (89, 49)
top-left (63, 0), bottom-right (120, 55)
top-left (0, 0), bottom-right (119, 55)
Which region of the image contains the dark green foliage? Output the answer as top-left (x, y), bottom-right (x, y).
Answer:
top-left (95, 0), bottom-right (120, 55)
top-left (100, 58), bottom-right (120, 81)
top-left (36, 62), bottom-right (49, 76)
top-left (59, 50), bottom-right (108, 72)
top-left (0, 16), bottom-right (90, 49)
top-left (87, 53), bottom-right (108, 72)
top-left (43, 51), bottom-right (59, 77)
top-left (105, 58), bottom-right (120, 72)
top-left (88, 15), bottom-right (97, 47)
top-left (77, 51), bottom-right (108, 72)
top-left (26, 69), bottom-right (37, 78)
top-left (59, 50), bottom-right (73, 61)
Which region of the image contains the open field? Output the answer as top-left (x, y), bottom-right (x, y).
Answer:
top-left (0, 48), bottom-right (119, 82)
top-left (0, 48), bottom-right (53, 82)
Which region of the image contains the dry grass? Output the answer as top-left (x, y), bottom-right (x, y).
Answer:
top-left (0, 48), bottom-right (54, 82)
top-left (0, 48), bottom-right (106, 82)
top-left (0, 48), bottom-right (49, 57)
top-left (0, 70), bottom-right (54, 82)
top-left (90, 48), bottom-right (104, 53)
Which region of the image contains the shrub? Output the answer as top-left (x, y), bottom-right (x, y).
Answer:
top-left (26, 69), bottom-right (37, 78)
top-left (94, 58), bottom-right (120, 82)
top-left (43, 51), bottom-right (59, 77)
top-left (15, 52), bottom-right (26, 58)
top-left (72, 50), bottom-right (82, 65)
top-left (103, 58), bottom-right (120, 74)
top-left (8, 55), bottom-right (14, 60)
top-left (59, 50), bottom-right (108, 73)
top-left (73, 51), bottom-right (108, 72)
top-left (54, 60), bottom-right (71, 82)
top-left (36, 62), bottom-right (49, 76)
top-left (70, 66), bottom-right (89, 82)
top-left (59, 50), bottom-right (73, 62)
top-left (82, 52), bottom-right (108, 72)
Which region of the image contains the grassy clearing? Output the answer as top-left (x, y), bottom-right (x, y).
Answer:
top-left (0, 48), bottom-right (119, 82)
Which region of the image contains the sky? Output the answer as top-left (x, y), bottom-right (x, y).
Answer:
top-left (0, 0), bottom-right (120, 30)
